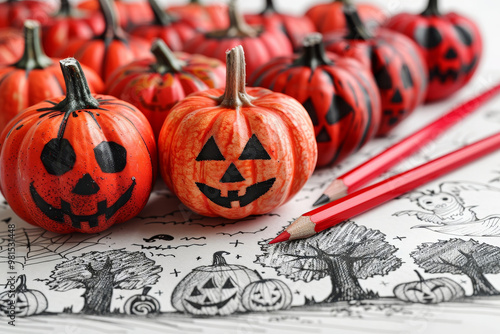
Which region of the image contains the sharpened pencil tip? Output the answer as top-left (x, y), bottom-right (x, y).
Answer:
top-left (269, 231), bottom-right (291, 244)
top-left (313, 194), bottom-right (330, 207)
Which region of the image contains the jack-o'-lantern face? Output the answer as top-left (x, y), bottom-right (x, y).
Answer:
top-left (183, 276), bottom-right (239, 314)
top-left (241, 279), bottom-right (293, 312)
top-left (29, 136), bottom-right (137, 230)
top-left (195, 134), bottom-right (276, 209)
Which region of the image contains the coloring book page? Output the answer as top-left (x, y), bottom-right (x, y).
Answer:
top-left (2, 73), bottom-right (500, 334)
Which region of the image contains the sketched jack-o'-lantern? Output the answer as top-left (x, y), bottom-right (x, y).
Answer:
top-left (241, 279), bottom-right (293, 312)
top-left (158, 45), bottom-right (317, 219)
top-left (0, 58), bottom-right (156, 234)
top-left (171, 251), bottom-right (261, 316)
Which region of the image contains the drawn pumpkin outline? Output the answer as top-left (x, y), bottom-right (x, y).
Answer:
top-left (241, 279), bottom-right (292, 312)
top-left (171, 251), bottom-right (261, 316)
top-left (0, 275), bottom-right (48, 317)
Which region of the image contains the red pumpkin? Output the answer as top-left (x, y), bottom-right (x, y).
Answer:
top-left (129, 0), bottom-right (198, 52)
top-left (106, 39), bottom-right (226, 138)
top-left (0, 275), bottom-right (48, 317)
top-left (0, 20), bottom-right (104, 134)
top-left (77, 0), bottom-right (154, 31)
top-left (250, 34), bottom-right (381, 168)
top-left (158, 45), bottom-right (317, 219)
top-left (393, 270), bottom-right (465, 304)
top-left (0, 0), bottom-right (54, 29)
top-left (244, 0), bottom-right (316, 51)
top-left (306, 0), bottom-right (386, 34)
top-left (0, 28), bottom-right (23, 65)
top-left (384, 0), bottom-right (482, 101)
top-left (171, 251), bottom-right (262, 316)
top-left (61, 0), bottom-right (150, 81)
top-left (0, 58), bottom-right (156, 234)
top-left (323, 6), bottom-right (427, 136)
top-left (43, 0), bottom-right (105, 58)
top-left (168, 0), bottom-right (229, 32)
top-left (183, 0), bottom-right (293, 76)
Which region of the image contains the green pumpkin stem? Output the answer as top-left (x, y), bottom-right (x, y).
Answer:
top-left (212, 251), bottom-right (230, 266)
top-left (294, 33), bottom-right (332, 70)
top-left (334, 0), bottom-right (354, 4)
top-left (52, 58), bottom-right (100, 117)
top-left (151, 39), bottom-right (185, 74)
top-left (190, 0), bottom-right (201, 4)
top-left (414, 270), bottom-right (426, 282)
top-left (98, 0), bottom-right (127, 42)
top-left (207, 0), bottom-right (260, 38)
top-left (421, 0), bottom-right (440, 16)
top-left (14, 20), bottom-right (53, 71)
top-left (148, 0), bottom-right (176, 26)
top-left (216, 45), bottom-right (254, 109)
top-left (343, 4), bottom-right (373, 41)
top-left (15, 274), bottom-right (28, 293)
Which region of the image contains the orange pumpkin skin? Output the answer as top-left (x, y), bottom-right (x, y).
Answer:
top-left (159, 46), bottom-right (317, 219)
top-left (305, 0), bottom-right (386, 34)
top-left (106, 40), bottom-right (226, 138)
top-left (0, 59), bottom-right (156, 234)
top-left (0, 28), bottom-right (23, 66)
top-left (60, 0), bottom-right (150, 81)
top-left (0, 0), bottom-right (54, 29)
top-left (168, 0), bottom-right (229, 32)
top-left (0, 21), bottom-right (104, 134)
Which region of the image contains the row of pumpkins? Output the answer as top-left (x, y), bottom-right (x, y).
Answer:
top-left (0, 0), bottom-right (482, 233)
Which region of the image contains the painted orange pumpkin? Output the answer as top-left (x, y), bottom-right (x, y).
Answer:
top-left (0, 28), bottom-right (24, 65)
top-left (0, 20), bottom-right (104, 134)
top-left (393, 270), bottom-right (465, 304)
top-left (168, 0), bottom-right (229, 32)
top-left (106, 39), bottom-right (226, 138)
top-left (158, 45), bottom-right (317, 219)
top-left (241, 279), bottom-right (293, 312)
top-left (0, 275), bottom-right (48, 317)
top-left (171, 251), bottom-right (261, 316)
top-left (0, 58), bottom-right (156, 234)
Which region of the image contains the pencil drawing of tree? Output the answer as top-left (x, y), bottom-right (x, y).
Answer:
top-left (256, 221), bottom-right (402, 302)
top-left (411, 239), bottom-right (500, 296)
top-left (47, 249), bottom-right (162, 315)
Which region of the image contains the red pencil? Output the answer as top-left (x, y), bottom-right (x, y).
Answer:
top-left (313, 82), bottom-right (500, 206)
top-left (271, 130), bottom-right (500, 244)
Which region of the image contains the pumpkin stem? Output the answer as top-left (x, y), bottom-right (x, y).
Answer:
top-left (334, 0), bottom-right (354, 4)
top-left (260, 0), bottom-right (276, 15)
top-left (57, 0), bottom-right (73, 17)
top-left (207, 0), bottom-right (260, 38)
top-left (142, 286), bottom-right (152, 295)
top-left (414, 270), bottom-right (426, 282)
top-left (98, 0), bottom-right (127, 43)
top-left (421, 0), bottom-right (440, 16)
top-left (343, 4), bottom-right (373, 41)
top-left (212, 251), bottom-right (230, 266)
top-left (216, 45), bottom-right (254, 109)
top-left (148, 0), bottom-right (176, 26)
top-left (15, 274), bottom-right (28, 293)
top-left (14, 20), bottom-right (53, 72)
top-left (190, 0), bottom-right (201, 4)
top-left (293, 33), bottom-right (332, 70)
top-left (51, 58), bottom-right (100, 119)
top-left (151, 39), bottom-right (185, 74)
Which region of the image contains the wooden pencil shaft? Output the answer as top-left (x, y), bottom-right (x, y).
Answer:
top-left (341, 83), bottom-right (500, 193)
top-left (310, 131), bottom-right (500, 234)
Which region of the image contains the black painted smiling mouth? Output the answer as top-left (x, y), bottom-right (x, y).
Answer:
top-left (185, 293), bottom-right (237, 310)
top-left (29, 179), bottom-right (136, 229)
top-left (195, 178), bottom-right (276, 208)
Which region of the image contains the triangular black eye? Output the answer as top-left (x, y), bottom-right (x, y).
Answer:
top-left (94, 141), bottom-right (127, 173)
top-left (190, 286), bottom-right (202, 296)
top-left (196, 136), bottom-right (225, 161)
top-left (41, 138), bottom-right (76, 176)
top-left (222, 278), bottom-right (235, 289)
top-left (202, 278), bottom-right (216, 289)
top-left (239, 134), bottom-right (271, 160)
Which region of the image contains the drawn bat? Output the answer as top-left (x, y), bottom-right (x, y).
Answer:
top-left (143, 234), bottom-right (175, 243)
